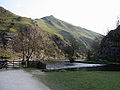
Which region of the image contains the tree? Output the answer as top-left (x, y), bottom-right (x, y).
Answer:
top-left (11, 25), bottom-right (44, 61)
top-left (87, 49), bottom-right (92, 60)
top-left (116, 16), bottom-right (120, 28)
top-left (87, 36), bottom-right (102, 60)
top-left (91, 37), bottom-right (101, 56)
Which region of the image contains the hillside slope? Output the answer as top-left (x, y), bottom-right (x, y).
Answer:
top-left (35, 15), bottom-right (102, 54)
top-left (0, 7), bottom-right (103, 60)
top-left (0, 7), bottom-right (66, 60)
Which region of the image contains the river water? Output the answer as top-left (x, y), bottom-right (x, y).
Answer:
top-left (44, 60), bottom-right (120, 71)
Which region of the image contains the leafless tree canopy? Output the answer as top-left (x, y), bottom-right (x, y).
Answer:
top-left (11, 25), bottom-right (50, 61)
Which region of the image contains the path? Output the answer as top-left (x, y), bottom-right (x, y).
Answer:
top-left (0, 69), bottom-right (51, 90)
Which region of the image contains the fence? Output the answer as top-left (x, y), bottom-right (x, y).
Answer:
top-left (0, 60), bottom-right (46, 69)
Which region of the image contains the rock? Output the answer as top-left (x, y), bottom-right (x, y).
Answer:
top-left (98, 26), bottom-right (120, 62)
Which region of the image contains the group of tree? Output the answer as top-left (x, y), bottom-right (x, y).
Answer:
top-left (10, 25), bottom-right (50, 61)
top-left (87, 36), bottom-right (102, 60)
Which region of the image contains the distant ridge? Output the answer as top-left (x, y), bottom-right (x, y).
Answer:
top-left (36, 15), bottom-right (103, 54)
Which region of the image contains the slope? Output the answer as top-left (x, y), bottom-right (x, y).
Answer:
top-left (0, 7), bottom-right (66, 60)
top-left (0, 7), bottom-right (103, 60)
top-left (35, 15), bottom-right (103, 54)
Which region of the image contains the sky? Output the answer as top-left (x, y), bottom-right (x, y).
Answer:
top-left (0, 0), bottom-right (120, 35)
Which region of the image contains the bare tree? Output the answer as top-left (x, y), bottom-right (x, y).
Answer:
top-left (105, 27), bottom-right (111, 35)
top-left (92, 37), bottom-right (102, 55)
top-left (86, 36), bottom-right (102, 60)
top-left (11, 25), bottom-right (44, 61)
top-left (116, 16), bottom-right (120, 28)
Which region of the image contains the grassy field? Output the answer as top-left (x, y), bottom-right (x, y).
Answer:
top-left (34, 70), bottom-right (120, 90)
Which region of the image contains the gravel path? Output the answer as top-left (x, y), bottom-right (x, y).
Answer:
top-left (0, 69), bottom-right (51, 90)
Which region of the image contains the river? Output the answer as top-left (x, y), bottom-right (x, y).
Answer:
top-left (43, 60), bottom-right (120, 71)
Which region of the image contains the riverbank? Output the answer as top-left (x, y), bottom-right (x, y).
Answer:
top-left (25, 68), bottom-right (120, 90)
top-left (75, 59), bottom-right (120, 65)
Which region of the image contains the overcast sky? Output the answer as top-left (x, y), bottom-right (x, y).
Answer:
top-left (0, 0), bottom-right (120, 35)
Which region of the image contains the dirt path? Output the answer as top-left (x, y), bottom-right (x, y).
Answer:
top-left (0, 69), bottom-right (51, 90)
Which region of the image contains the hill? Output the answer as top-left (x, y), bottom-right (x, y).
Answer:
top-left (98, 26), bottom-right (120, 62)
top-left (35, 15), bottom-right (102, 54)
top-left (0, 7), bottom-right (103, 60)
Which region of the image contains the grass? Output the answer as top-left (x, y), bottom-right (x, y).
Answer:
top-left (0, 51), bottom-right (18, 59)
top-left (24, 68), bottom-right (37, 72)
top-left (35, 71), bottom-right (120, 90)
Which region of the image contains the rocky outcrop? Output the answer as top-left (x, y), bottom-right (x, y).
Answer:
top-left (52, 35), bottom-right (75, 57)
top-left (98, 26), bottom-right (120, 62)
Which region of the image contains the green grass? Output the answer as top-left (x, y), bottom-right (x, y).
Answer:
top-left (0, 51), bottom-right (18, 59)
top-left (36, 71), bottom-right (120, 90)
top-left (24, 68), bottom-right (38, 72)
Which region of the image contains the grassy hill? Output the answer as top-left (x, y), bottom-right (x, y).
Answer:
top-left (35, 15), bottom-right (103, 54)
top-left (0, 7), bottom-right (33, 31)
top-left (0, 7), bottom-right (103, 60)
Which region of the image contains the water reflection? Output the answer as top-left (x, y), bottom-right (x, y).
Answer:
top-left (45, 61), bottom-right (105, 70)
top-left (43, 60), bottom-right (120, 71)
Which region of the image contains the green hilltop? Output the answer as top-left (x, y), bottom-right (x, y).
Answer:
top-left (35, 15), bottom-right (103, 54)
top-left (0, 7), bottom-right (33, 31)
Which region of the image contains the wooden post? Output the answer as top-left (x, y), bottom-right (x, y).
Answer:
top-left (27, 60), bottom-right (29, 68)
top-left (6, 60), bottom-right (7, 69)
top-left (13, 60), bottom-right (14, 68)
top-left (19, 61), bottom-right (20, 68)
